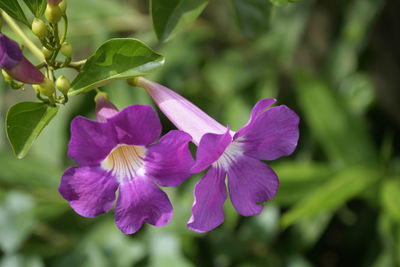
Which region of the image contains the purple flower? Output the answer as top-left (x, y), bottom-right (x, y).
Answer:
top-left (59, 95), bottom-right (194, 234)
top-left (0, 34), bottom-right (44, 84)
top-left (133, 77), bottom-right (300, 232)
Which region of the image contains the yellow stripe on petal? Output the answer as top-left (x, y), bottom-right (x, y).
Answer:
top-left (102, 145), bottom-right (146, 183)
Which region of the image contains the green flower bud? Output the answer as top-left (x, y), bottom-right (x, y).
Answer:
top-left (59, 0), bottom-right (67, 15)
top-left (60, 42), bottom-right (72, 57)
top-left (2, 69), bottom-right (13, 83)
top-left (36, 77), bottom-right (55, 97)
top-left (32, 18), bottom-right (48, 39)
top-left (45, 4), bottom-right (62, 24)
top-left (95, 91), bottom-right (109, 103)
top-left (0, 19), bottom-right (3, 32)
top-left (56, 75), bottom-right (70, 95)
top-left (42, 47), bottom-right (52, 59)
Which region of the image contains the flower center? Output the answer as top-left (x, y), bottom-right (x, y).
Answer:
top-left (213, 141), bottom-right (243, 171)
top-left (102, 145), bottom-right (146, 183)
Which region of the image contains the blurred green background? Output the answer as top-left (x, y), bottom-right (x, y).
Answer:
top-left (1, 0), bottom-right (400, 266)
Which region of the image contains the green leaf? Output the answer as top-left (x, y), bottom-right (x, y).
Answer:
top-left (294, 71), bottom-right (377, 167)
top-left (271, 161), bottom-right (334, 205)
top-left (69, 38), bottom-right (164, 96)
top-left (231, 0), bottom-right (273, 38)
top-left (281, 166), bottom-right (380, 228)
top-left (381, 178), bottom-right (400, 223)
top-left (22, 0), bottom-right (47, 17)
top-left (0, 0), bottom-right (30, 26)
top-left (6, 102), bottom-right (59, 159)
top-left (151, 0), bottom-right (209, 42)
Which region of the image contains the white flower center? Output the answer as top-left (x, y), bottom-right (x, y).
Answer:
top-left (212, 141), bottom-right (243, 171)
top-left (101, 145), bottom-right (146, 183)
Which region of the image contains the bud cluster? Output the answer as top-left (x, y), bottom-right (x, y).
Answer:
top-left (0, 0), bottom-right (74, 105)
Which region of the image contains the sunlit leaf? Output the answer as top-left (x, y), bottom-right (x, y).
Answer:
top-left (381, 178), bottom-right (400, 222)
top-left (151, 0), bottom-right (209, 42)
top-left (6, 102), bottom-right (59, 159)
top-left (281, 166), bottom-right (380, 228)
top-left (271, 161), bottom-right (334, 205)
top-left (294, 71), bottom-right (377, 167)
top-left (69, 39), bottom-right (164, 96)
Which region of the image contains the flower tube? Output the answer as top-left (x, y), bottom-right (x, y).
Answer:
top-left (132, 77), bottom-right (300, 232)
top-left (0, 34), bottom-right (44, 84)
top-left (59, 94), bottom-right (194, 234)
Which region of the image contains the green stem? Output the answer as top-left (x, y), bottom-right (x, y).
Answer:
top-left (69, 59), bottom-right (86, 67)
top-left (35, 62), bottom-right (47, 69)
top-left (1, 10), bottom-right (44, 62)
top-left (60, 15), bottom-right (68, 44)
top-left (49, 23), bottom-right (60, 65)
top-left (67, 59), bottom-right (86, 71)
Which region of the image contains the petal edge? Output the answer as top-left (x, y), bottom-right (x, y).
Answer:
top-left (227, 156), bottom-right (279, 216)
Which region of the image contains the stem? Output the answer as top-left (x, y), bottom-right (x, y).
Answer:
top-left (1, 10), bottom-right (44, 62)
top-left (67, 59), bottom-right (86, 71)
top-left (60, 15), bottom-right (68, 44)
top-left (35, 62), bottom-right (47, 69)
top-left (69, 59), bottom-right (87, 67)
top-left (49, 23), bottom-right (60, 65)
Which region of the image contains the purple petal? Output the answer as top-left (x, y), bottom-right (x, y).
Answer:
top-left (135, 77), bottom-right (227, 145)
top-left (115, 177), bottom-right (173, 234)
top-left (95, 95), bottom-right (118, 122)
top-left (59, 166), bottom-right (119, 217)
top-left (234, 98), bottom-right (276, 139)
top-left (145, 130), bottom-right (194, 187)
top-left (237, 105), bottom-right (299, 161)
top-left (6, 57), bottom-right (44, 84)
top-left (0, 34), bottom-right (22, 69)
top-left (191, 127), bottom-right (232, 173)
top-left (68, 116), bottom-right (118, 165)
top-left (109, 105), bottom-right (161, 146)
top-left (187, 167), bottom-right (227, 232)
top-left (227, 155), bottom-right (279, 216)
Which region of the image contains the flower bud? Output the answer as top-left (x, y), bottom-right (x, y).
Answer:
top-left (42, 47), bottom-right (52, 59)
top-left (35, 77), bottom-right (55, 97)
top-left (45, 4), bottom-right (62, 24)
top-left (0, 34), bottom-right (44, 84)
top-left (56, 75), bottom-right (70, 95)
top-left (47, 0), bottom-right (62, 4)
top-left (60, 42), bottom-right (72, 57)
top-left (32, 18), bottom-right (48, 39)
top-left (59, 0), bottom-right (67, 15)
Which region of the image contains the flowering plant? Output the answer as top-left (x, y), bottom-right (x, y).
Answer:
top-left (0, 0), bottom-right (300, 234)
